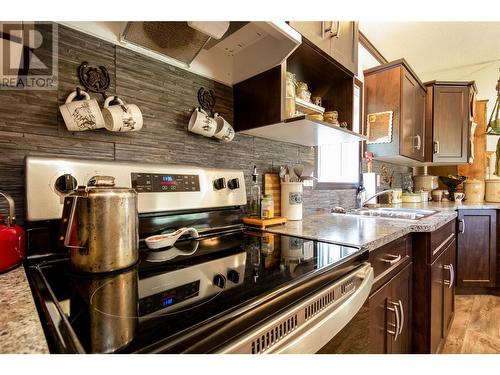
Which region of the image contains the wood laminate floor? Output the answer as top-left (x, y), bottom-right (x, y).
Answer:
top-left (440, 295), bottom-right (500, 354)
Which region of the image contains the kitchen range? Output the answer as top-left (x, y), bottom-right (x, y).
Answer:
top-left (1, 17), bottom-right (500, 363)
top-left (24, 157), bottom-right (372, 354)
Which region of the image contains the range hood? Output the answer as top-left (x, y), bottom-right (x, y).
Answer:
top-left (61, 21), bottom-right (302, 86)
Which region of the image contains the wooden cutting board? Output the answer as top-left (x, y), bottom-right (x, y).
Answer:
top-left (263, 173), bottom-right (281, 216)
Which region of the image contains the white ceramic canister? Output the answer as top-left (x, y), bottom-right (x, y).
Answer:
top-left (464, 179), bottom-right (485, 203)
top-left (485, 179), bottom-right (500, 202)
top-left (281, 182), bottom-right (303, 221)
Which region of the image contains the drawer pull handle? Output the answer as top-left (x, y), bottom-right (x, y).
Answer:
top-left (381, 254), bottom-right (402, 265)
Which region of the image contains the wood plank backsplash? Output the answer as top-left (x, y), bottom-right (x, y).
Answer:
top-left (2, 23), bottom-right (403, 223)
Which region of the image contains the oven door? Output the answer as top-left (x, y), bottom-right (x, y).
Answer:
top-left (216, 263), bottom-right (373, 354)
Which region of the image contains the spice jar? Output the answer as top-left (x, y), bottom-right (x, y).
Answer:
top-left (285, 72), bottom-right (297, 118)
top-left (261, 194), bottom-right (274, 219)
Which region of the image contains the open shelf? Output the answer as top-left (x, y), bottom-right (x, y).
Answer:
top-left (295, 97), bottom-right (325, 115)
top-left (241, 115), bottom-right (367, 146)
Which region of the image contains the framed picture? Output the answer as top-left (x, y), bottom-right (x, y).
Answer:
top-left (366, 110), bottom-right (393, 144)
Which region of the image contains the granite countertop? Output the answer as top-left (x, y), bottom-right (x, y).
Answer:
top-left (0, 265), bottom-right (49, 354)
top-left (266, 203), bottom-right (459, 251)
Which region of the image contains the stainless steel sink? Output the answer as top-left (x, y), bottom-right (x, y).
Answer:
top-left (347, 207), bottom-right (438, 220)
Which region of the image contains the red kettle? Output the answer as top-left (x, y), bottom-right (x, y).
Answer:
top-left (0, 191), bottom-right (25, 273)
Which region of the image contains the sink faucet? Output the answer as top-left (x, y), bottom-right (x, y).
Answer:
top-left (357, 189), bottom-right (394, 208)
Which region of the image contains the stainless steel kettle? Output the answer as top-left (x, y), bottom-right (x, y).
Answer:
top-left (60, 175), bottom-right (138, 273)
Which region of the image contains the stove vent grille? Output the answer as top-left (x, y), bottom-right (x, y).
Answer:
top-left (304, 290), bottom-right (335, 320)
top-left (250, 315), bottom-right (298, 354)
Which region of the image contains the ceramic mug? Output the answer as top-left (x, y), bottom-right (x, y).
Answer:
top-left (59, 90), bottom-right (105, 131)
top-left (454, 192), bottom-right (466, 202)
top-left (214, 114), bottom-right (235, 142)
top-left (102, 96), bottom-right (143, 132)
top-left (188, 107), bottom-right (217, 137)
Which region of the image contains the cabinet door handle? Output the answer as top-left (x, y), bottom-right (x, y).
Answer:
top-left (398, 300), bottom-right (404, 335)
top-left (387, 301), bottom-right (400, 341)
top-left (381, 254), bottom-right (401, 265)
top-left (444, 264), bottom-right (454, 289)
top-left (433, 140), bottom-right (440, 154)
top-left (450, 264), bottom-right (455, 288)
top-left (414, 135), bottom-right (422, 151)
top-left (458, 219), bottom-right (466, 234)
top-left (322, 21), bottom-right (341, 38)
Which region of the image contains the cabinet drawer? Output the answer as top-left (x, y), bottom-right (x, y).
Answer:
top-left (429, 220), bottom-right (456, 262)
top-left (370, 235), bottom-right (411, 288)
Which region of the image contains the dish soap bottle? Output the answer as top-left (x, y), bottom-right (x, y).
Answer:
top-left (250, 165), bottom-right (261, 217)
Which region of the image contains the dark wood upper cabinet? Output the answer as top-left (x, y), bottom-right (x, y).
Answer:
top-left (364, 59), bottom-right (428, 164)
top-left (425, 81), bottom-right (477, 164)
top-left (457, 209), bottom-right (497, 288)
top-left (288, 21), bottom-right (359, 75)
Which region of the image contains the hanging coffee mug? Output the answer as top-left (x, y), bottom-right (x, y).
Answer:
top-left (102, 96), bottom-right (143, 132)
top-left (214, 114), bottom-right (235, 142)
top-left (59, 90), bottom-right (105, 131)
top-left (188, 107), bottom-right (217, 137)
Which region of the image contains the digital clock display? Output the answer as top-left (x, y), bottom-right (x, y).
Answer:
top-left (162, 176), bottom-right (174, 182)
top-left (131, 173), bottom-right (200, 193)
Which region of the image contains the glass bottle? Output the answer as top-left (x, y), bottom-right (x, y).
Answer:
top-left (249, 165), bottom-right (261, 217)
top-left (261, 194), bottom-right (274, 219)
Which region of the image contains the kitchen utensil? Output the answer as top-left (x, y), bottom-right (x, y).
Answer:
top-left (0, 192), bottom-right (25, 273)
top-left (59, 90), bottom-right (105, 131)
top-left (213, 114), bottom-right (235, 142)
top-left (401, 192), bottom-right (422, 203)
top-left (413, 174), bottom-right (438, 192)
top-left (102, 96), bottom-right (143, 132)
top-left (145, 227), bottom-right (199, 250)
top-left (188, 107), bottom-right (217, 137)
top-left (431, 190), bottom-right (443, 202)
top-left (464, 179), bottom-right (485, 202)
top-left (439, 175), bottom-right (467, 201)
top-left (420, 191), bottom-right (430, 202)
top-left (485, 179), bottom-right (500, 202)
top-left (392, 188), bottom-right (403, 204)
top-left (281, 182), bottom-right (303, 220)
top-left (59, 175), bottom-right (139, 273)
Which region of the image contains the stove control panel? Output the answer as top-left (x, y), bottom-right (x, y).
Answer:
top-left (138, 280), bottom-right (200, 316)
top-left (131, 173), bottom-right (200, 193)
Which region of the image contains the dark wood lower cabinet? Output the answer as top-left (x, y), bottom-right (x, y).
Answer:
top-left (413, 221), bottom-right (457, 353)
top-left (369, 263), bottom-right (412, 354)
top-left (457, 209), bottom-right (497, 289)
top-left (429, 240), bottom-right (456, 353)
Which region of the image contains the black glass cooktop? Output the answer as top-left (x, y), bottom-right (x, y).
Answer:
top-left (30, 229), bottom-right (366, 353)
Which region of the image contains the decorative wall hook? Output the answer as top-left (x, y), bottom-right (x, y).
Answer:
top-left (78, 61), bottom-right (111, 99)
top-left (197, 87), bottom-right (216, 117)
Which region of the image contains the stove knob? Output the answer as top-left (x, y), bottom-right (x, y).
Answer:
top-left (54, 174), bottom-right (78, 193)
top-left (227, 269), bottom-right (240, 284)
top-left (213, 177), bottom-right (226, 190)
top-left (213, 274), bottom-right (226, 289)
top-left (227, 178), bottom-right (240, 190)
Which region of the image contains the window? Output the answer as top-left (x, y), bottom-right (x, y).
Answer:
top-left (316, 40), bottom-right (383, 188)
